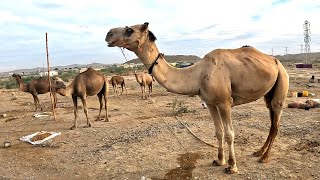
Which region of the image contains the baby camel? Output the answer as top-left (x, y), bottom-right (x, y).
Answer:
top-left (105, 22), bottom-right (289, 174)
top-left (12, 74), bottom-right (66, 111)
top-left (110, 75), bottom-right (127, 96)
top-left (134, 71), bottom-right (154, 99)
top-left (56, 67), bottom-right (108, 130)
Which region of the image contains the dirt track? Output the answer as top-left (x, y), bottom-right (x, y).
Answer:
top-left (0, 68), bottom-right (320, 179)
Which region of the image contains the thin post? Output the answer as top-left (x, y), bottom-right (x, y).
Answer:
top-left (46, 32), bottom-right (57, 120)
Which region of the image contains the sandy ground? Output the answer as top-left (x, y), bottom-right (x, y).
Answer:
top-left (0, 67), bottom-right (319, 180)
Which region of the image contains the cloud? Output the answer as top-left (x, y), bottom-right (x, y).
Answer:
top-left (0, 0), bottom-right (319, 72)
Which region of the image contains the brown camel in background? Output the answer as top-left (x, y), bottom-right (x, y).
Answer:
top-left (12, 74), bottom-right (66, 111)
top-left (56, 67), bottom-right (108, 130)
top-left (110, 75), bottom-right (127, 96)
top-left (105, 22), bottom-right (289, 174)
top-left (134, 71), bottom-right (154, 99)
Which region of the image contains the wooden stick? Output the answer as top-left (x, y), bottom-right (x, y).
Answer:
top-left (46, 32), bottom-right (56, 120)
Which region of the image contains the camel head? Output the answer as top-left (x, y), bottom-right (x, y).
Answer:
top-left (53, 77), bottom-right (67, 89)
top-left (105, 22), bottom-right (157, 51)
top-left (12, 74), bottom-right (21, 79)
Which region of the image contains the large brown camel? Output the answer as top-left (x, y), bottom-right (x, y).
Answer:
top-left (56, 67), bottom-right (108, 130)
top-left (134, 71), bottom-right (154, 99)
top-left (110, 75), bottom-right (127, 96)
top-left (105, 22), bottom-right (289, 174)
top-left (12, 74), bottom-right (66, 111)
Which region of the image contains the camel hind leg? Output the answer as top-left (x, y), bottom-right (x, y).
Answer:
top-left (254, 64), bottom-right (289, 163)
top-left (103, 88), bottom-right (108, 122)
top-left (95, 93), bottom-right (103, 121)
top-left (80, 95), bottom-right (91, 128)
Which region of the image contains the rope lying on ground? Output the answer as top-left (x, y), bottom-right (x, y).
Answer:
top-left (150, 101), bottom-right (217, 150)
top-left (175, 116), bottom-right (218, 149)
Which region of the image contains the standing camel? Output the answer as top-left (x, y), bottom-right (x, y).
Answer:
top-left (105, 22), bottom-right (289, 174)
top-left (110, 75), bottom-right (127, 96)
top-left (12, 74), bottom-right (66, 111)
top-left (56, 67), bottom-right (108, 130)
top-left (134, 71), bottom-right (154, 99)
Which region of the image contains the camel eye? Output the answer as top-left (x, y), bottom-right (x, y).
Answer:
top-left (125, 27), bottom-right (134, 37)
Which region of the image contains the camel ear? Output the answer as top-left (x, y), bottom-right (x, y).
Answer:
top-left (141, 22), bottom-right (149, 32)
top-left (148, 31), bottom-right (157, 42)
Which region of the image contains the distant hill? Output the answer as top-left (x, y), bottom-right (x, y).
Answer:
top-left (2, 52), bottom-right (320, 76)
top-left (275, 52), bottom-right (320, 63)
top-left (0, 63), bottom-right (106, 76)
top-left (124, 55), bottom-right (202, 64)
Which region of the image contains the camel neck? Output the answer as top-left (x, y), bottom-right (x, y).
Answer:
top-left (134, 74), bottom-right (142, 84)
top-left (57, 82), bottom-right (74, 96)
top-left (14, 78), bottom-right (28, 92)
top-left (133, 42), bottom-right (201, 95)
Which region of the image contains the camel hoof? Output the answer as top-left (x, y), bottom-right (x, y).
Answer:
top-left (212, 160), bottom-right (226, 166)
top-left (95, 118), bottom-right (102, 121)
top-left (259, 156), bottom-right (270, 163)
top-left (105, 118), bottom-right (109, 122)
top-left (70, 126), bottom-right (76, 130)
top-left (253, 150), bottom-right (264, 157)
top-left (224, 166), bottom-right (238, 174)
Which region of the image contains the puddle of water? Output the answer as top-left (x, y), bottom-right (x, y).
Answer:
top-left (153, 152), bottom-right (200, 180)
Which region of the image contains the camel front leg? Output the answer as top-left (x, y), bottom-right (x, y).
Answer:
top-left (32, 94), bottom-right (42, 111)
top-left (124, 85), bottom-right (128, 96)
top-left (31, 94), bottom-right (38, 111)
top-left (70, 95), bottom-right (78, 130)
top-left (143, 85), bottom-right (147, 99)
top-left (140, 85), bottom-right (144, 99)
top-left (207, 104), bottom-right (226, 166)
top-left (113, 85), bottom-right (118, 97)
top-left (120, 85), bottom-right (124, 95)
top-left (148, 85), bottom-right (152, 97)
top-left (217, 102), bottom-right (238, 174)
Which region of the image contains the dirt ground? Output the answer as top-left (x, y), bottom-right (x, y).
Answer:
top-left (0, 67), bottom-right (319, 180)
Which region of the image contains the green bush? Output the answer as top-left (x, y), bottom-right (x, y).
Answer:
top-left (59, 70), bottom-right (77, 82)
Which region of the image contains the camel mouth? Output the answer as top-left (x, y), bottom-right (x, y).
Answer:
top-left (107, 41), bottom-right (116, 47)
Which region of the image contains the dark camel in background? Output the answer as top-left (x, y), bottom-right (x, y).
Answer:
top-left (12, 74), bottom-right (66, 111)
top-left (110, 75), bottom-right (127, 96)
top-left (56, 67), bottom-right (108, 130)
top-left (105, 22), bottom-right (289, 174)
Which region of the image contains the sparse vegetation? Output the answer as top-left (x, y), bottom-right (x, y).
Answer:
top-left (59, 70), bottom-right (77, 82)
top-left (171, 97), bottom-right (195, 116)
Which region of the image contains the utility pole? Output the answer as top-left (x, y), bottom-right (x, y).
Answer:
top-left (299, 44), bottom-right (304, 54)
top-left (271, 48), bottom-right (274, 56)
top-left (284, 46), bottom-right (288, 55)
top-left (303, 20), bottom-right (311, 63)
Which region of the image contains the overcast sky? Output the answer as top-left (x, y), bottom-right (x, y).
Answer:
top-left (0, 0), bottom-right (319, 72)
